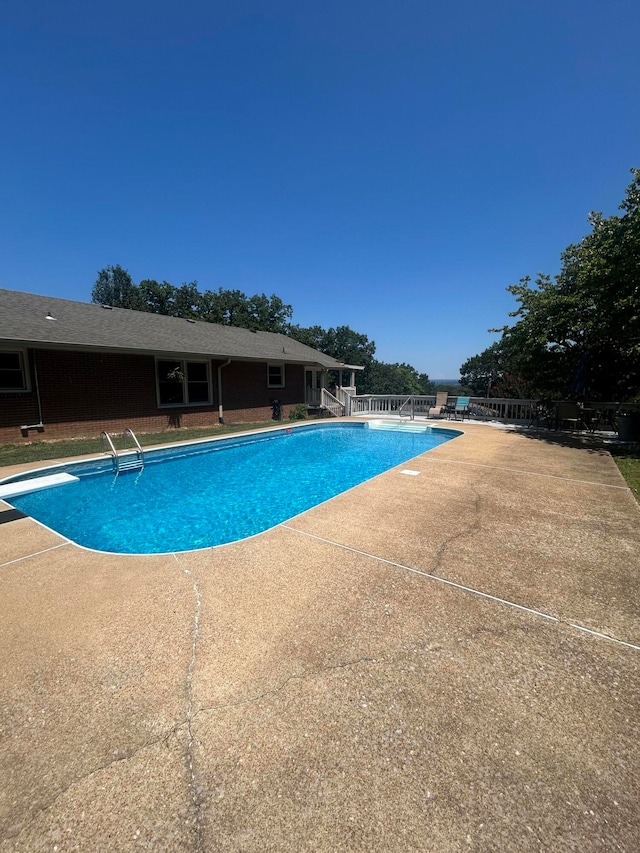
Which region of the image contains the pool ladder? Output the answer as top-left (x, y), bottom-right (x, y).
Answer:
top-left (100, 428), bottom-right (145, 474)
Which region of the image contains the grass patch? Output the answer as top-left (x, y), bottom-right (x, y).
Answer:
top-left (0, 421), bottom-right (285, 469)
top-left (612, 451), bottom-right (640, 503)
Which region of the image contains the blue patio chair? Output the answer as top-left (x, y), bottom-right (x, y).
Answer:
top-left (452, 396), bottom-right (470, 420)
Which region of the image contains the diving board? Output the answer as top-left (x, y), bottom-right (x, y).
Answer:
top-left (0, 472), bottom-right (80, 500)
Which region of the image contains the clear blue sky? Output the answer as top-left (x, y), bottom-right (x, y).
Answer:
top-left (1, 0), bottom-right (638, 378)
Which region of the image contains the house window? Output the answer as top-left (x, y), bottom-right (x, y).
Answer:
top-left (0, 350), bottom-right (29, 392)
top-left (156, 359), bottom-right (212, 407)
top-left (267, 363), bottom-right (285, 388)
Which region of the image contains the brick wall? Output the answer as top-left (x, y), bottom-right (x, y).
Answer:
top-left (219, 360), bottom-right (305, 423)
top-left (0, 348), bottom-right (308, 443)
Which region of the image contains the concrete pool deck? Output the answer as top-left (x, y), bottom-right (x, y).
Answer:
top-left (1, 421), bottom-right (638, 852)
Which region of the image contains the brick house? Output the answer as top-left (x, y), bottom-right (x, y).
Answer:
top-left (0, 289), bottom-right (360, 443)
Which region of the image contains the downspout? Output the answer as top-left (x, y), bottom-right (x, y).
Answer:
top-left (217, 358), bottom-right (231, 424)
top-left (20, 350), bottom-right (45, 432)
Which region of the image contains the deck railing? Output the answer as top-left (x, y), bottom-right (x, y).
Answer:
top-left (334, 386), bottom-right (356, 411)
top-left (350, 395), bottom-right (543, 422)
top-left (347, 395), bottom-right (621, 430)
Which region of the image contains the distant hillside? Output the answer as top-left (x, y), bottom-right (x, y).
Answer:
top-left (432, 379), bottom-right (461, 386)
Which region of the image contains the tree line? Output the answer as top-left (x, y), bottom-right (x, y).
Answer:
top-left (93, 168), bottom-right (639, 403)
top-left (460, 168), bottom-right (640, 402)
top-left (92, 268), bottom-right (435, 395)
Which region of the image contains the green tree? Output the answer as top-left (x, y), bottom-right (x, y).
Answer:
top-left (288, 323), bottom-right (433, 393)
top-left (173, 282), bottom-right (202, 319)
top-left (197, 288), bottom-right (228, 324)
top-left (244, 293), bottom-right (293, 332)
top-left (217, 289), bottom-right (251, 326)
top-left (138, 279), bottom-right (177, 315)
top-left (197, 288), bottom-right (293, 330)
top-left (460, 343), bottom-right (503, 395)
top-left (459, 341), bottom-right (533, 397)
top-left (287, 324), bottom-right (328, 351)
top-left (288, 324), bottom-right (376, 367)
top-left (462, 168), bottom-right (640, 401)
top-left (329, 326), bottom-right (376, 367)
top-left (93, 271), bottom-right (294, 333)
top-left (92, 265), bottom-right (140, 309)
top-left (358, 361), bottom-right (433, 395)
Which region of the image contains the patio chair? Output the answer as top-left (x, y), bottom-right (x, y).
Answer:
top-left (527, 399), bottom-right (554, 430)
top-left (555, 401), bottom-right (586, 431)
top-left (452, 396), bottom-right (470, 421)
top-left (428, 391), bottom-right (448, 418)
top-left (585, 404), bottom-right (619, 433)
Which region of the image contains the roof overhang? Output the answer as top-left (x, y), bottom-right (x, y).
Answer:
top-left (2, 337), bottom-right (345, 369)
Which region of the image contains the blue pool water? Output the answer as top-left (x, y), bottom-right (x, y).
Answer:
top-left (6, 422), bottom-right (459, 554)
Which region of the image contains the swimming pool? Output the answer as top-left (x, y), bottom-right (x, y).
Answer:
top-left (3, 421), bottom-right (460, 554)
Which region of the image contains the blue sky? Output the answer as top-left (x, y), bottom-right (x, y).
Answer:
top-left (1, 0), bottom-right (638, 378)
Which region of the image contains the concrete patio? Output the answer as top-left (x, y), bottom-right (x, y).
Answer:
top-left (1, 421), bottom-right (638, 852)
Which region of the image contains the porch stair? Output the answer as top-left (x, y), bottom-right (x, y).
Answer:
top-left (320, 388), bottom-right (345, 417)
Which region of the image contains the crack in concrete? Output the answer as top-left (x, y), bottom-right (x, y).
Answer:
top-left (172, 553), bottom-right (205, 853)
top-left (430, 487), bottom-right (484, 576)
top-left (195, 655), bottom-right (380, 716)
top-left (425, 455), bottom-right (631, 489)
top-left (2, 558), bottom-right (206, 848)
top-left (283, 525), bottom-right (640, 651)
top-left (0, 724), bottom-right (188, 844)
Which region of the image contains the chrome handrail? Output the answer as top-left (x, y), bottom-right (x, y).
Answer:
top-left (398, 397), bottom-right (414, 419)
top-left (100, 430), bottom-right (120, 473)
top-left (122, 428), bottom-right (145, 470)
top-left (100, 428), bottom-right (145, 474)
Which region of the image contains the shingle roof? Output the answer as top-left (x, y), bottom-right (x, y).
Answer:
top-left (0, 289), bottom-right (352, 369)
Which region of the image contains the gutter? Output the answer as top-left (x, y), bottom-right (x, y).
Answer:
top-left (217, 358), bottom-right (231, 423)
top-left (20, 350), bottom-right (45, 434)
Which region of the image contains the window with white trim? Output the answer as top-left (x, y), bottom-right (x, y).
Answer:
top-left (0, 350), bottom-right (29, 392)
top-left (156, 358), bottom-right (212, 407)
top-left (267, 363), bottom-right (285, 388)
